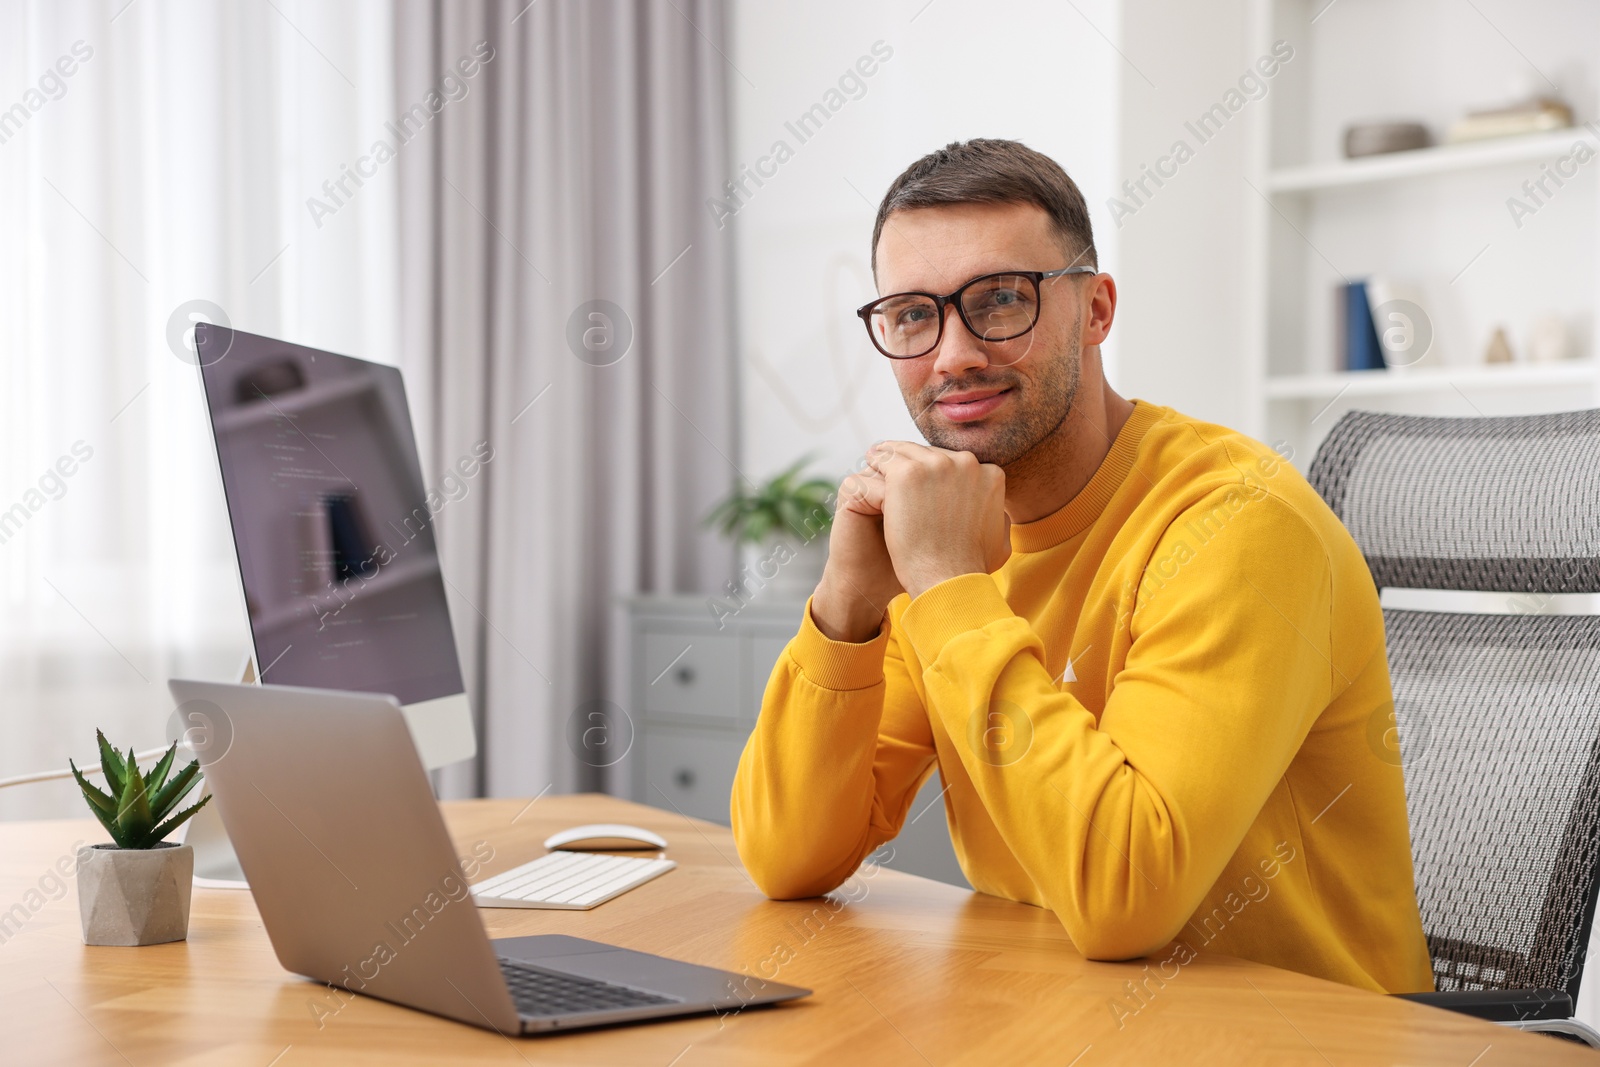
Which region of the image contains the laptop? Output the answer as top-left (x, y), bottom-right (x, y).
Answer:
top-left (168, 678), bottom-right (810, 1034)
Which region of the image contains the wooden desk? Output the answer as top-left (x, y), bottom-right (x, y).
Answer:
top-left (1, 794), bottom-right (1590, 1065)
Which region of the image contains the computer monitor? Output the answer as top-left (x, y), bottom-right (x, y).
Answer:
top-left (192, 324), bottom-right (476, 769)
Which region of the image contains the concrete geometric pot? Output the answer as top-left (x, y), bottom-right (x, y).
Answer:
top-left (77, 842), bottom-right (193, 946)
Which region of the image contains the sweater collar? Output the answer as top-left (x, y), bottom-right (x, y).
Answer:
top-left (1009, 400), bottom-right (1163, 553)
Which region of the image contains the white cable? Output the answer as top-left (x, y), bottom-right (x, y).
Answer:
top-left (0, 746), bottom-right (181, 791)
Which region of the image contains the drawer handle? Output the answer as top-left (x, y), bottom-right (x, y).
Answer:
top-left (674, 768), bottom-right (696, 789)
top-left (675, 666), bottom-right (696, 685)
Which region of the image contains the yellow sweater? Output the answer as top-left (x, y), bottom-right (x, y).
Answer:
top-left (731, 401), bottom-right (1434, 994)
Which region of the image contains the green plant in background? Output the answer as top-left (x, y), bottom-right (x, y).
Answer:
top-left (706, 455), bottom-right (835, 546)
top-left (70, 731), bottom-right (210, 850)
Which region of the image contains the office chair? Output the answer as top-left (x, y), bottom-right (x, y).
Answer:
top-left (1308, 408), bottom-right (1600, 1046)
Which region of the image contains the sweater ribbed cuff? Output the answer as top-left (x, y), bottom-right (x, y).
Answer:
top-left (899, 572), bottom-right (1015, 668)
top-left (787, 596), bottom-right (892, 692)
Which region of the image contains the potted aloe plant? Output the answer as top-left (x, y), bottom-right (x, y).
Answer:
top-left (706, 456), bottom-right (835, 597)
top-left (70, 732), bottom-right (210, 946)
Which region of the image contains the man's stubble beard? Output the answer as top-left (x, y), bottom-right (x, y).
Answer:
top-left (908, 316), bottom-right (1082, 469)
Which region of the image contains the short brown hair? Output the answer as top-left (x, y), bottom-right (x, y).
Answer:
top-left (871, 138), bottom-right (1097, 277)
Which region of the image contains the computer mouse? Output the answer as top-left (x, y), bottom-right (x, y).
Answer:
top-left (543, 823), bottom-right (668, 852)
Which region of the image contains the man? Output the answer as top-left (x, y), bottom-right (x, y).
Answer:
top-left (730, 138), bottom-right (1433, 994)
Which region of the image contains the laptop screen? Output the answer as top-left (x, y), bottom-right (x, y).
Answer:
top-left (194, 324), bottom-right (466, 706)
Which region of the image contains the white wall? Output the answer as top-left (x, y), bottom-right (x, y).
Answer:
top-left (1114, 0), bottom-right (1254, 432)
top-left (726, 0), bottom-right (1121, 485)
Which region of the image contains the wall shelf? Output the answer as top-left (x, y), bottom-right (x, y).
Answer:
top-left (1268, 127), bottom-right (1598, 193)
top-left (1266, 360), bottom-right (1600, 399)
top-left (1244, 0), bottom-right (1600, 463)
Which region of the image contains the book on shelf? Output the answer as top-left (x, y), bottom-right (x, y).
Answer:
top-left (1447, 98), bottom-right (1572, 144)
top-left (1366, 278), bottom-right (1432, 370)
top-left (1339, 280), bottom-right (1385, 372)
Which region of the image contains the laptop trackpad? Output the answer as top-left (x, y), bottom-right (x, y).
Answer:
top-left (492, 935), bottom-right (794, 1004)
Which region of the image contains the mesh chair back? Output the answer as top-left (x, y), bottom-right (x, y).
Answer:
top-left (1308, 409), bottom-right (1600, 996)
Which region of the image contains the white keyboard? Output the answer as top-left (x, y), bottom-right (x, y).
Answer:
top-left (470, 851), bottom-right (676, 910)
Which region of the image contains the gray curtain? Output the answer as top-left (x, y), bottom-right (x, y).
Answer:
top-left (392, 0), bottom-right (737, 799)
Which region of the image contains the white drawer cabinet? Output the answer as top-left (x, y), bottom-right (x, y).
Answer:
top-left (623, 596), bottom-right (970, 888)
top-left (638, 631), bottom-right (741, 721)
top-left (639, 725), bottom-right (746, 824)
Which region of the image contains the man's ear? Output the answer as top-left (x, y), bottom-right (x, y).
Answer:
top-left (1082, 273), bottom-right (1117, 347)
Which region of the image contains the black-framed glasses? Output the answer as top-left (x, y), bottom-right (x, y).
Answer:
top-left (856, 266), bottom-right (1098, 359)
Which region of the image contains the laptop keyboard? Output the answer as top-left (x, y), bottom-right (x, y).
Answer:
top-left (498, 958), bottom-right (680, 1017)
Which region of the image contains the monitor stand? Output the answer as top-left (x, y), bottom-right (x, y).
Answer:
top-left (179, 652), bottom-right (254, 889)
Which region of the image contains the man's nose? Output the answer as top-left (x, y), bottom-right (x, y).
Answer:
top-left (929, 303), bottom-right (990, 378)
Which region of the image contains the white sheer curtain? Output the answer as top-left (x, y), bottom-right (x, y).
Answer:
top-left (0, 0), bottom-right (401, 818)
